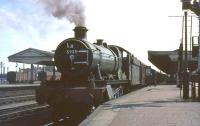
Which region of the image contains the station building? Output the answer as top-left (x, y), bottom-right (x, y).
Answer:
top-left (8, 48), bottom-right (60, 83)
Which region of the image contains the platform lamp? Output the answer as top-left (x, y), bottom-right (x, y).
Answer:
top-left (182, 0), bottom-right (192, 10)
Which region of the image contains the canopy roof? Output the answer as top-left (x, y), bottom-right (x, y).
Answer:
top-left (8, 48), bottom-right (54, 65)
top-left (148, 50), bottom-right (197, 74)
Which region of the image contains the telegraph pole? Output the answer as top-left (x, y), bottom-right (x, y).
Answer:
top-left (185, 11), bottom-right (188, 69)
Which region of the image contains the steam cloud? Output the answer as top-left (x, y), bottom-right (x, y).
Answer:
top-left (39, 0), bottom-right (85, 26)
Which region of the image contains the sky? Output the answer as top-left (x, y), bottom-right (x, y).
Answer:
top-left (0, 0), bottom-right (195, 72)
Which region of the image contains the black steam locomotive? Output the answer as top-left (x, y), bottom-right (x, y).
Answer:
top-left (36, 27), bottom-right (156, 122)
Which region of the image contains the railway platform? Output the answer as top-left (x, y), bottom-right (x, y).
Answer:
top-left (80, 85), bottom-right (200, 126)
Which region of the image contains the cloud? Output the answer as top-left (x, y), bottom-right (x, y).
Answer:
top-left (1, 2), bottom-right (69, 37)
top-left (0, 0), bottom-right (75, 70)
top-left (0, 0), bottom-right (75, 50)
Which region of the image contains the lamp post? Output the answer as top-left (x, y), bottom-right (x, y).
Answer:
top-left (182, 11), bottom-right (190, 99)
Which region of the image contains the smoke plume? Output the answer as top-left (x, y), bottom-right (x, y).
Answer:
top-left (39, 0), bottom-right (85, 26)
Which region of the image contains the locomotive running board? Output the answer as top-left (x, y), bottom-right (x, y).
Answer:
top-left (94, 80), bottom-right (129, 86)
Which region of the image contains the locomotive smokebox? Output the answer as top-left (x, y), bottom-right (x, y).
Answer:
top-left (73, 26), bottom-right (88, 40)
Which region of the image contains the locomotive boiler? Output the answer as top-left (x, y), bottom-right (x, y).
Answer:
top-left (55, 27), bottom-right (121, 82)
top-left (36, 26), bottom-right (152, 122)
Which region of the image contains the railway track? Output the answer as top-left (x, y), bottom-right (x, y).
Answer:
top-left (0, 95), bottom-right (35, 106)
top-left (0, 84), bottom-right (39, 98)
top-left (0, 103), bottom-right (51, 126)
top-left (0, 101), bottom-right (48, 122)
top-left (0, 84), bottom-right (38, 104)
top-left (0, 84), bottom-right (39, 122)
top-left (0, 103), bottom-right (79, 126)
top-left (0, 84), bottom-right (52, 126)
top-left (0, 84), bottom-right (39, 107)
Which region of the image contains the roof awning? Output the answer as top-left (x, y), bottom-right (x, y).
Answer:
top-left (148, 50), bottom-right (197, 74)
top-left (148, 51), bottom-right (178, 74)
top-left (8, 48), bottom-right (54, 65)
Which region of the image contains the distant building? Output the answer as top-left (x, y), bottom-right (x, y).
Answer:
top-left (14, 67), bottom-right (61, 83)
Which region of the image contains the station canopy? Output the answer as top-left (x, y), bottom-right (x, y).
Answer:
top-left (148, 50), bottom-right (197, 74)
top-left (8, 48), bottom-right (54, 65)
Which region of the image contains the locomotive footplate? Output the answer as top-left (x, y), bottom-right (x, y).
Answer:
top-left (94, 80), bottom-right (129, 86)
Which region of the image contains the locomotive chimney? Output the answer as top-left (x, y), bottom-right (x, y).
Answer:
top-left (96, 39), bottom-right (103, 46)
top-left (73, 26), bottom-right (88, 40)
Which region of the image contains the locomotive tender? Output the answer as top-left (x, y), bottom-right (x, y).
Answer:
top-left (36, 26), bottom-right (153, 121)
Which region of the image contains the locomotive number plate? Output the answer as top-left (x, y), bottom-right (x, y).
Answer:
top-left (66, 50), bottom-right (78, 55)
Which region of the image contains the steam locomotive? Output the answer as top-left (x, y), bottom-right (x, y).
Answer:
top-left (36, 26), bottom-right (159, 122)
